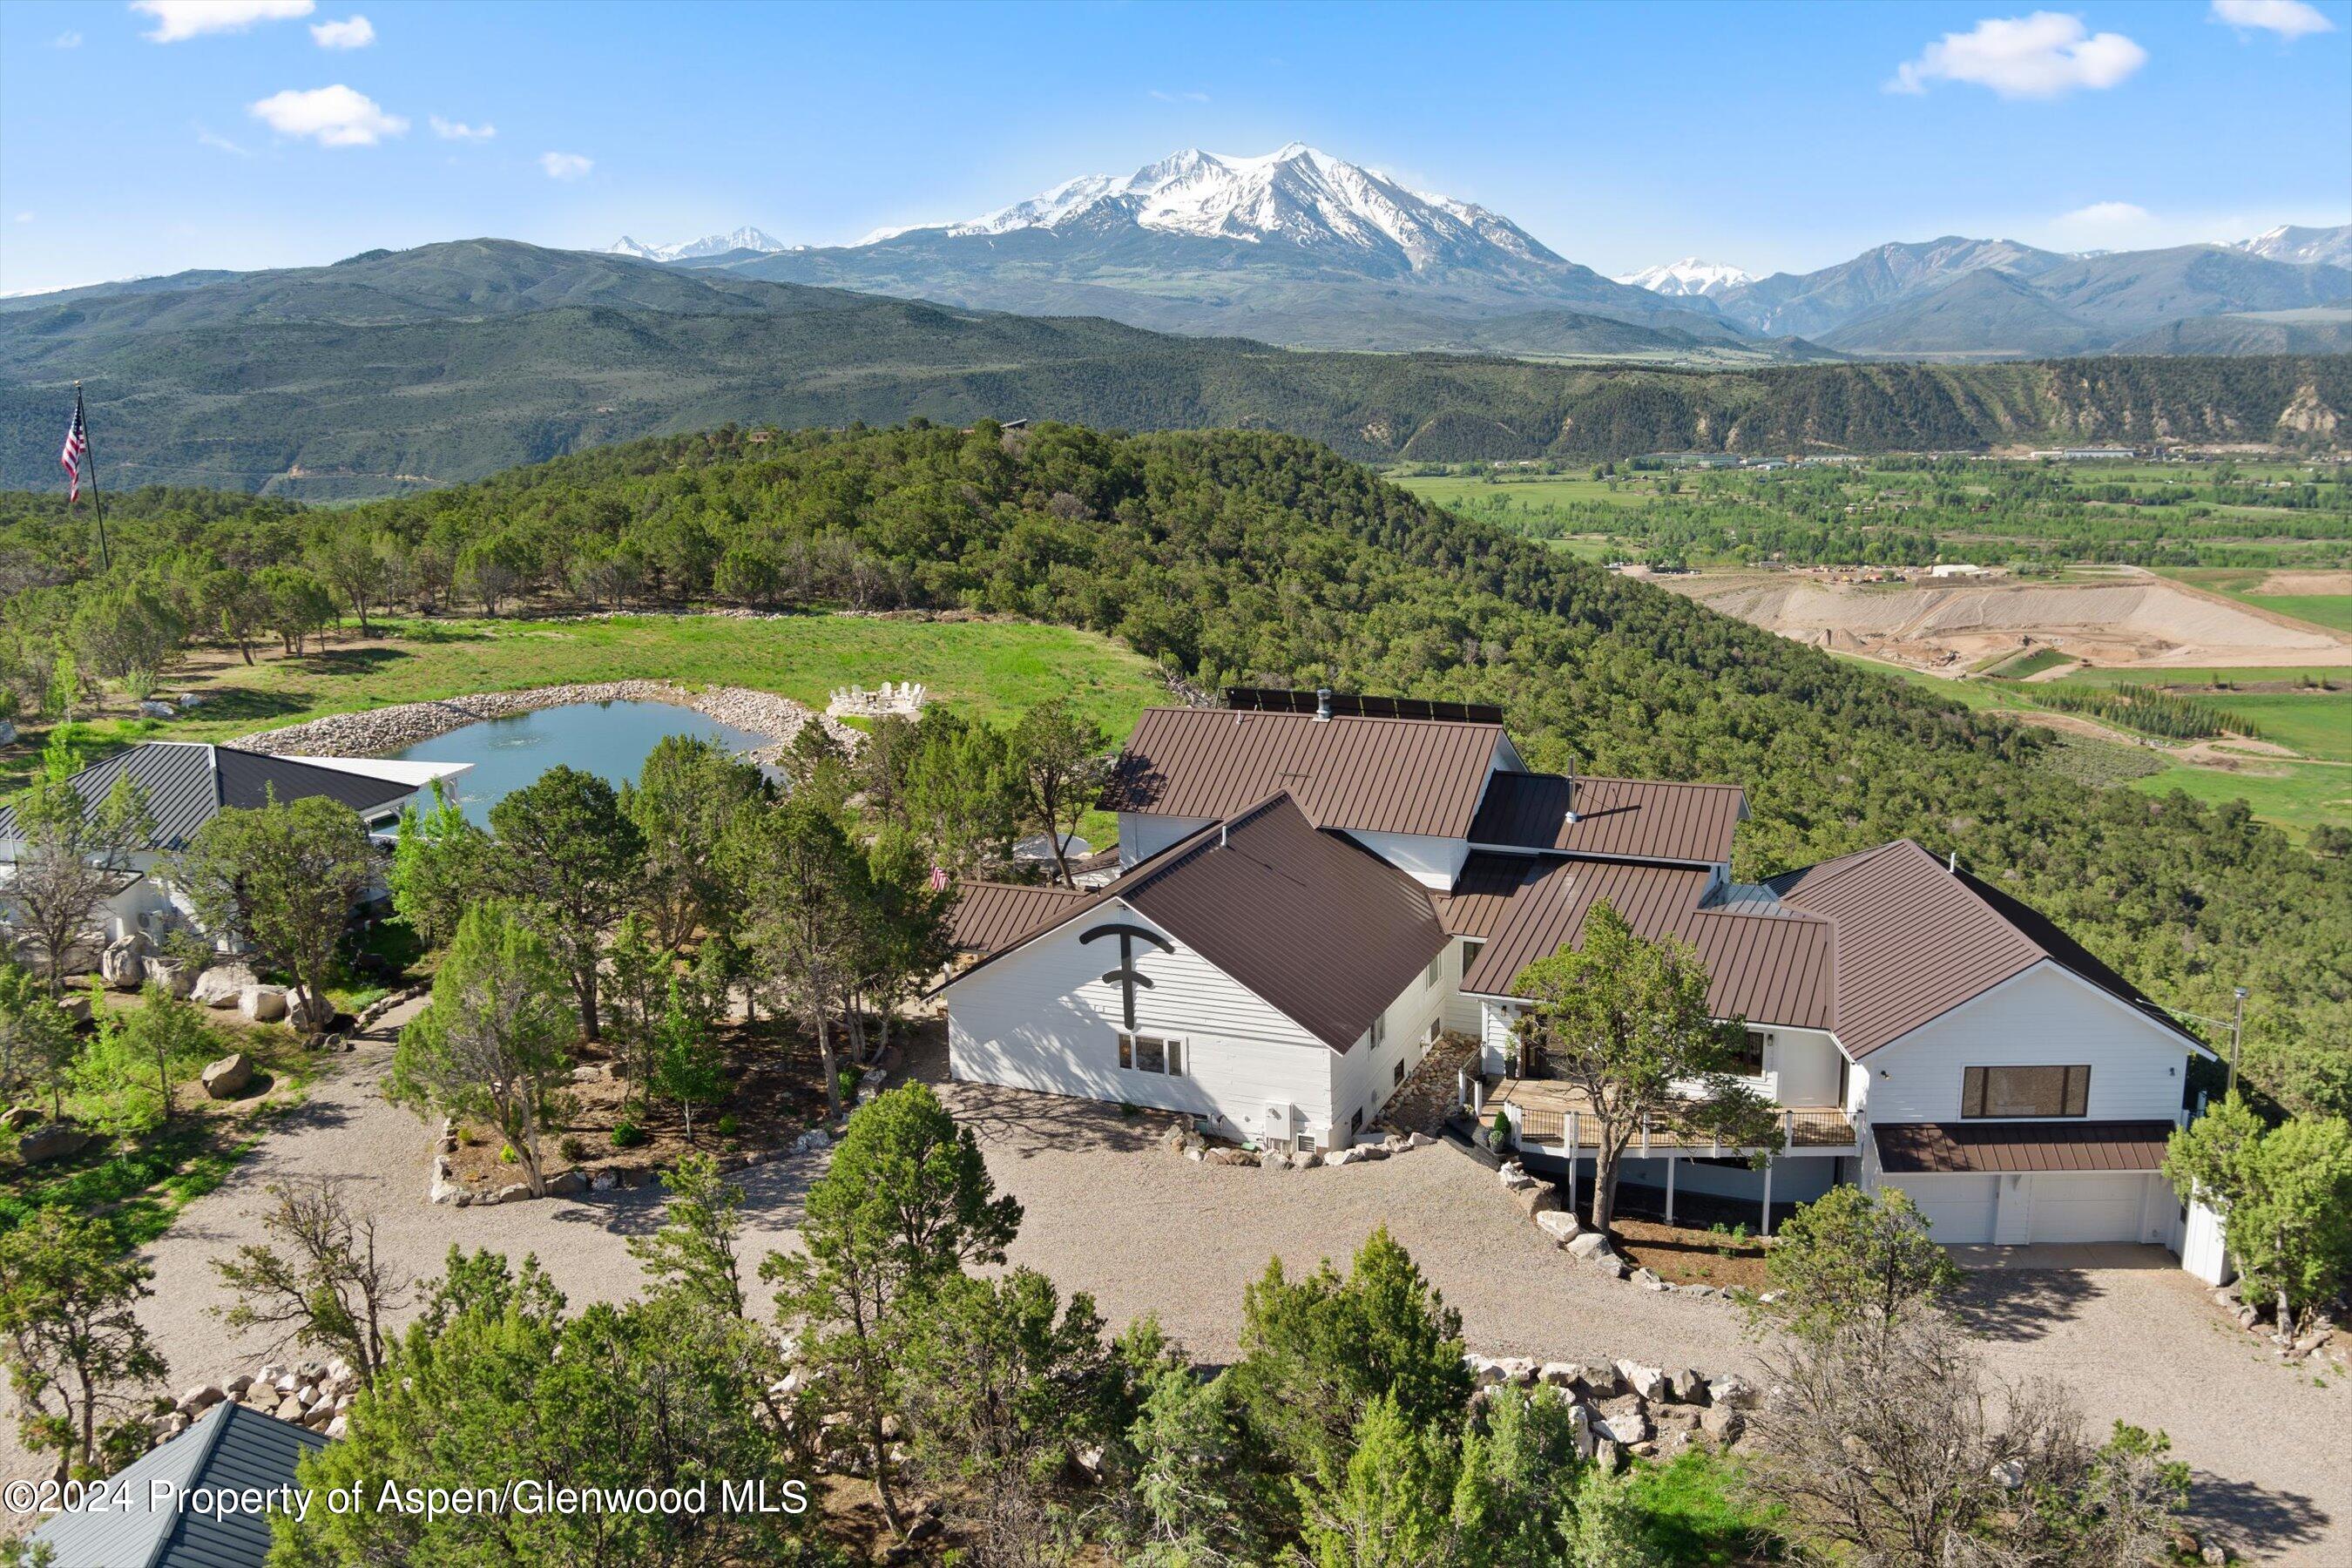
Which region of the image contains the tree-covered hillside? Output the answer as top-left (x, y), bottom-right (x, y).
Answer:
top-left (1, 241), bottom-right (2343, 497)
top-left (3, 422), bottom-right (2343, 1103)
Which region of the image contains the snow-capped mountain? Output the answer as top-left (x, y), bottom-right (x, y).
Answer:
top-left (2232, 223), bottom-right (2352, 270)
top-left (1615, 258), bottom-right (1753, 298)
top-left (606, 226), bottom-right (791, 262)
top-left (934, 143), bottom-right (1558, 272)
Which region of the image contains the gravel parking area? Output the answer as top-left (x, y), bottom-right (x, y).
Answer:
top-left (7, 1017), bottom-right (2342, 1561)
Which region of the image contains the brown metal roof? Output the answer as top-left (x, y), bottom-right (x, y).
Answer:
top-left (948, 881), bottom-right (1089, 956)
top-left (1103, 706), bottom-right (1508, 841)
top-left (943, 793), bottom-right (1449, 1053)
top-left (1468, 774), bottom-right (1747, 867)
top-left (1873, 1119), bottom-right (2177, 1174)
top-left (1433, 853), bottom-right (1550, 937)
top-left (1458, 858), bottom-right (1838, 1031)
top-left (1768, 839), bottom-right (2203, 1058)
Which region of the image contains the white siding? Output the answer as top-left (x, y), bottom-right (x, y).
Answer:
top-left (944, 901), bottom-right (1339, 1141)
top-left (1879, 1173), bottom-right (2000, 1244)
top-left (1480, 1000), bottom-right (1519, 1076)
top-left (1331, 950), bottom-right (1450, 1140)
top-left (1858, 963), bottom-right (2193, 1125)
top-left (1117, 813), bottom-right (1215, 868)
top-left (1441, 939), bottom-right (1485, 1035)
top-left (1765, 1029), bottom-right (1845, 1108)
top-left (1342, 829), bottom-right (1470, 890)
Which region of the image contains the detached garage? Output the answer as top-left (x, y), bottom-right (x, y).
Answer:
top-left (1870, 1120), bottom-right (2180, 1247)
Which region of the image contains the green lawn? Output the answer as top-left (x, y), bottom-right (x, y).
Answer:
top-left (2129, 756), bottom-right (2352, 841)
top-left (2191, 693), bottom-right (2352, 762)
top-left (2058, 665), bottom-right (2347, 689)
top-left (13, 612), bottom-right (1167, 792)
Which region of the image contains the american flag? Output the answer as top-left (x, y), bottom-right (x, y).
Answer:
top-left (59, 390), bottom-right (88, 503)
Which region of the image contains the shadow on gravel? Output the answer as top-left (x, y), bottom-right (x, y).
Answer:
top-left (546, 1159), bottom-right (816, 1239)
top-left (2192, 1470), bottom-right (2330, 1558)
top-left (1949, 1269), bottom-right (2103, 1342)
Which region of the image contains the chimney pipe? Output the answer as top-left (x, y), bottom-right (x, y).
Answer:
top-left (1314, 686), bottom-right (1333, 723)
top-left (1563, 755), bottom-right (1579, 826)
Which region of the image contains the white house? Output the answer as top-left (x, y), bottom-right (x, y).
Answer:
top-left (941, 691), bottom-right (2212, 1255)
top-left (0, 740), bottom-right (468, 958)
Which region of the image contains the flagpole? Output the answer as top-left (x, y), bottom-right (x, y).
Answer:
top-left (74, 382), bottom-right (110, 571)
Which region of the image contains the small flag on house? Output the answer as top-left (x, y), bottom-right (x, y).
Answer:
top-left (929, 865), bottom-right (949, 893)
top-left (59, 388), bottom-right (89, 503)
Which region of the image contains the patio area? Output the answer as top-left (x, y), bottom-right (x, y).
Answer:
top-left (1481, 1074), bottom-right (1858, 1151)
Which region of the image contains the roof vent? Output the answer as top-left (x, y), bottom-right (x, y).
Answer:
top-left (1947, 850), bottom-right (1958, 874)
top-left (1314, 686), bottom-right (1333, 723)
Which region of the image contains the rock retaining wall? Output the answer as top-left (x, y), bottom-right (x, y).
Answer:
top-left (234, 680), bottom-right (858, 765)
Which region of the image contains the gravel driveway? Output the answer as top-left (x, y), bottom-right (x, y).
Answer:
top-left (8, 1015), bottom-right (2343, 1562)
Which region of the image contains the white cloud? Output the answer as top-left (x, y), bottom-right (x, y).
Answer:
top-left (1149, 89), bottom-right (1210, 103)
top-left (2060, 200), bottom-right (2152, 227)
top-left (1889, 11), bottom-right (2148, 98)
top-left (52, 30), bottom-right (82, 47)
top-left (310, 14), bottom-right (375, 49)
top-left (247, 84), bottom-right (408, 147)
top-left (2210, 0), bottom-right (2336, 38)
top-left (195, 123), bottom-right (253, 156)
top-left (133, 1), bottom-right (315, 44)
top-left (429, 115), bottom-right (495, 141)
top-left (539, 151), bottom-right (593, 179)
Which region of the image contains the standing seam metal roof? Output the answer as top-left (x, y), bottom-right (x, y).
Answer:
top-left (30, 1401), bottom-right (328, 1567)
top-left (948, 881), bottom-right (1090, 954)
top-left (1872, 1119), bottom-right (2178, 1174)
top-left (944, 792), bottom-right (1450, 1052)
top-left (1467, 774), bottom-right (1748, 867)
top-left (0, 741), bottom-right (421, 850)
top-left (1457, 857), bottom-right (1838, 1030)
top-left (1103, 707), bottom-right (1507, 841)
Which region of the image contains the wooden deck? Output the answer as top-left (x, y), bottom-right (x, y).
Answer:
top-left (1488, 1076), bottom-right (1857, 1152)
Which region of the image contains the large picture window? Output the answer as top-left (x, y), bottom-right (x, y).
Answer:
top-left (1119, 1033), bottom-right (1185, 1078)
top-left (1962, 1064), bottom-right (2089, 1119)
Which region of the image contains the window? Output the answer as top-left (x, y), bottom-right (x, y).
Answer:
top-left (1962, 1064), bottom-right (2089, 1119)
top-left (1423, 951), bottom-right (1443, 990)
top-left (1731, 1030), bottom-right (1769, 1076)
top-left (1393, 1058), bottom-right (1407, 1088)
top-left (1119, 1033), bottom-right (1184, 1077)
top-left (1350, 1108), bottom-right (1365, 1134)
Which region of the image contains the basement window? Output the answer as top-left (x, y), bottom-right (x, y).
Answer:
top-left (1962, 1064), bottom-right (2090, 1119)
top-left (1119, 1034), bottom-right (1184, 1078)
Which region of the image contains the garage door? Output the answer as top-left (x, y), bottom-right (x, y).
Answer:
top-left (2028, 1173), bottom-right (2148, 1244)
top-left (1883, 1175), bottom-right (1997, 1243)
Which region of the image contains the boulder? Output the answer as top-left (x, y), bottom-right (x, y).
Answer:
top-left (325, 1415), bottom-right (349, 1441)
top-left (176, 1385), bottom-right (225, 1416)
top-left (55, 994), bottom-right (91, 1026)
top-left (486, 1181), bottom-right (533, 1206)
top-left (1535, 1210), bottom-right (1584, 1246)
top-left (1593, 1254), bottom-right (1629, 1281)
top-left (1494, 1357), bottom-right (1538, 1386)
top-left (544, 1169), bottom-right (587, 1197)
top-left (1202, 1147), bottom-right (1260, 1167)
top-left (139, 700), bottom-right (177, 720)
top-left (1511, 1183), bottom-right (1561, 1219)
top-left (1706, 1374), bottom-right (1760, 1410)
top-left (1409, 1132), bottom-right (1437, 1148)
top-left (1667, 1368), bottom-right (1708, 1405)
top-left (99, 932), bottom-right (148, 989)
top-left (200, 1052), bottom-right (254, 1100)
top-left (284, 990), bottom-right (321, 1037)
top-left (1463, 1355), bottom-right (1509, 1386)
top-left (1615, 1362), bottom-right (1668, 1402)
top-left (1631, 1267), bottom-right (1669, 1292)
top-left (240, 984), bottom-right (288, 1024)
top-left (1568, 1402), bottom-right (1598, 1460)
top-left (1564, 1232), bottom-right (1613, 1262)
top-left (791, 1126), bottom-right (832, 1155)
top-left (144, 956), bottom-right (196, 998)
top-left (1699, 1404), bottom-right (1744, 1445)
top-left (17, 1123), bottom-right (92, 1163)
top-left (1596, 1403), bottom-right (1649, 1446)
top-left (0, 720), bottom-right (14, 745)
top-left (193, 963), bottom-right (257, 1009)
top-left (274, 1396), bottom-right (306, 1423)
top-left (1537, 1362), bottom-right (1582, 1389)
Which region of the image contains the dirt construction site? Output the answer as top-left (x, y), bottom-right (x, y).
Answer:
top-left (1662, 567), bottom-right (2352, 675)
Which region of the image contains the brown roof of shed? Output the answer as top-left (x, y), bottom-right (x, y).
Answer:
top-left (1458, 858), bottom-right (1838, 1031)
top-left (948, 881), bottom-right (1089, 956)
top-left (1873, 1119), bottom-right (2177, 1175)
top-left (1768, 839), bottom-right (2202, 1058)
top-left (1103, 706), bottom-right (1509, 841)
top-left (1469, 774), bottom-right (1747, 867)
top-left (943, 792), bottom-right (1450, 1053)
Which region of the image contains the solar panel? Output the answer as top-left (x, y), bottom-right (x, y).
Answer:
top-left (1222, 686), bottom-right (1507, 726)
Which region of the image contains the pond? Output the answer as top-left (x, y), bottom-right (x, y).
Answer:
top-left (389, 700), bottom-right (773, 825)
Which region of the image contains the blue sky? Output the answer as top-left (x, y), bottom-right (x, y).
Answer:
top-left (1, 0), bottom-right (2346, 294)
